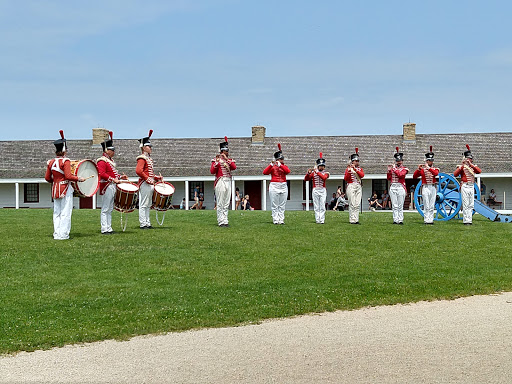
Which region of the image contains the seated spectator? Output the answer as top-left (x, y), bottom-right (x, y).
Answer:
top-left (179, 198), bottom-right (186, 209)
top-left (368, 193), bottom-right (383, 212)
top-left (333, 192), bottom-right (348, 211)
top-left (242, 194), bottom-right (255, 210)
top-left (381, 189), bottom-right (390, 209)
top-left (198, 189), bottom-right (204, 209)
top-left (328, 193), bottom-right (337, 210)
top-left (488, 189), bottom-right (497, 205)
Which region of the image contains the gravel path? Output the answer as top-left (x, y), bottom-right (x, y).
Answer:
top-left (2, 292), bottom-right (512, 383)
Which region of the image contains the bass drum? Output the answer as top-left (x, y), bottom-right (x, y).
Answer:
top-left (70, 160), bottom-right (99, 197)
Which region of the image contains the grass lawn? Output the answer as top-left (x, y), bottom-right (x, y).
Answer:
top-left (1, 208), bottom-right (512, 354)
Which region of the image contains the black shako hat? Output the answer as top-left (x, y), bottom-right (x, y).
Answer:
top-left (463, 144), bottom-right (473, 159)
top-left (101, 131), bottom-right (115, 152)
top-left (350, 147), bottom-right (360, 162)
top-left (316, 152), bottom-right (326, 166)
top-left (425, 146), bottom-right (434, 161)
top-left (220, 136), bottom-right (229, 152)
top-left (273, 143), bottom-right (284, 160)
top-left (53, 130), bottom-right (67, 152)
top-left (394, 146), bottom-right (404, 161)
top-left (138, 130), bottom-right (153, 148)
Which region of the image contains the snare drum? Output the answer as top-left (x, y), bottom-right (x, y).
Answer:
top-left (152, 182), bottom-right (175, 211)
top-left (114, 182), bottom-right (139, 213)
top-left (70, 160), bottom-right (99, 198)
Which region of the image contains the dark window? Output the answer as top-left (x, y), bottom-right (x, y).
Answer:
top-left (302, 180), bottom-right (313, 201)
top-left (371, 179), bottom-right (388, 199)
top-left (24, 183), bottom-right (39, 203)
top-left (287, 180), bottom-right (291, 200)
top-left (189, 181), bottom-right (204, 200)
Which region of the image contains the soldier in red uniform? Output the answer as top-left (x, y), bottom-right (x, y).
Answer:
top-left (344, 148), bottom-right (365, 224)
top-left (263, 144), bottom-right (290, 225)
top-left (454, 145), bottom-right (482, 225)
top-left (305, 153), bottom-right (329, 224)
top-left (413, 146), bottom-right (439, 225)
top-left (97, 131), bottom-right (128, 234)
top-left (210, 136), bottom-right (236, 227)
top-left (387, 147), bottom-right (409, 225)
top-left (45, 130), bottom-right (84, 240)
top-left (136, 130), bottom-right (162, 229)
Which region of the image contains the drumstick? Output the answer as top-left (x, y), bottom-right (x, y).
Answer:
top-left (80, 175), bottom-right (95, 181)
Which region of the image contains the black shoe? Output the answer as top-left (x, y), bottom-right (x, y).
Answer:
top-left (146, 226), bottom-right (154, 229)
top-left (101, 231), bottom-right (113, 235)
top-left (140, 226), bottom-right (147, 230)
top-left (109, 230), bottom-right (116, 234)
top-left (398, 222), bottom-right (404, 225)
top-left (393, 222), bottom-right (398, 225)
top-left (464, 223), bottom-right (472, 226)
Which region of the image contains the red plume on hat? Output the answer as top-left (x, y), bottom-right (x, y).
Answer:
top-left (278, 143), bottom-right (282, 151)
top-left (109, 131), bottom-right (113, 140)
top-left (396, 146), bottom-right (399, 153)
top-left (319, 152), bottom-right (323, 159)
top-left (466, 144), bottom-right (470, 151)
top-left (59, 130), bottom-right (65, 139)
top-left (148, 129), bottom-right (153, 138)
top-left (224, 136), bottom-right (228, 143)
top-left (355, 147), bottom-right (358, 154)
top-left (430, 145), bottom-right (432, 152)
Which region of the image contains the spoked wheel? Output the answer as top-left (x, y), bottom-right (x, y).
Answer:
top-left (415, 173), bottom-right (464, 221)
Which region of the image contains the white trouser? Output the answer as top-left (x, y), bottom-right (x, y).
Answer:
top-left (312, 187), bottom-right (327, 223)
top-left (53, 185), bottom-right (74, 240)
top-left (461, 183), bottom-right (475, 224)
top-left (390, 183), bottom-right (406, 223)
top-left (422, 184), bottom-right (436, 223)
top-left (101, 183), bottom-right (115, 233)
top-left (346, 183), bottom-right (362, 223)
top-left (215, 177), bottom-right (231, 225)
top-left (269, 182), bottom-right (287, 224)
top-left (139, 182), bottom-right (154, 227)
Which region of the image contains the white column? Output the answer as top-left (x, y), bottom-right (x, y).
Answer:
top-left (305, 180), bottom-right (310, 211)
top-left (231, 178), bottom-right (236, 210)
top-left (503, 191), bottom-right (506, 210)
top-left (92, 192), bottom-right (97, 210)
top-left (262, 179), bottom-right (267, 211)
top-left (15, 183), bottom-right (20, 209)
top-left (185, 180), bottom-right (189, 210)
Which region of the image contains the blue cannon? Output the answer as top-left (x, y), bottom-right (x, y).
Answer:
top-left (414, 172), bottom-right (512, 223)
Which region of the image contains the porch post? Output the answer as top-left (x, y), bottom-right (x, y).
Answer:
top-left (15, 183), bottom-right (20, 209)
top-left (262, 179), bottom-right (267, 211)
top-left (185, 180), bottom-right (189, 210)
top-left (92, 192), bottom-right (97, 210)
top-left (231, 178), bottom-right (236, 210)
top-left (305, 180), bottom-right (310, 211)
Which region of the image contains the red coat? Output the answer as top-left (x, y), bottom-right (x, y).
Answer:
top-left (344, 167), bottom-right (364, 184)
top-left (45, 157), bottom-right (79, 199)
top-left (136, 155), bottom-right (161, 185)
top-left (304, 170), bottom-right (329, 188)
top-left (413, 167), bottom-right (439, 185)
top-left (210, 157), bottom-right (236, 187)
top-left (387, 165), bottom-right (409, 190)
top-left (263, 163), bottom-right (290, 182)
top-left (454, 163), bottom-right (481, 183)
top-left (97, 154), bottom-right (120, 195)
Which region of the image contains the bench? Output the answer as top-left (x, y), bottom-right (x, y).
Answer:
top-left (487, 200), bottom-right (503, 209)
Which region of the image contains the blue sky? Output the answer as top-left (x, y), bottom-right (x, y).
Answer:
top-left (1, 0), bottom-right (511, 141)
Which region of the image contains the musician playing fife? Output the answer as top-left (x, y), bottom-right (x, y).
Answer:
top-left (413, 146), bottom-right (439, 225)
top-left (44, 130), bottom-right (85, 240)
top-left (304, 153), bottom-right (330, 224)
top-left (263, 144), bottom-right (290, 225)
top-left (97, 131), bottom-right (128, 234)
top-left (453, 144), bottom-right (482, 225)
top-left (210, 136), bottom-right (236, 227)
top-left (387, 147), bottom-right (409, 225)
top-left (136, 130), bottom-right (162, 229)
top-left (344, 148), bottom-right (365, 224)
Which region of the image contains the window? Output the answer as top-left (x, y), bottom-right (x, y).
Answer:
top-left (302, 180), bottom-right (313, 201)
top-left (189, 181), bottom-right (204, 200)
top-left (287, 180), bottom-right (290, 200)
top-left (24, 183), bottom-right (39, 203)
top-left (371, 179), bottom-right (388, 199)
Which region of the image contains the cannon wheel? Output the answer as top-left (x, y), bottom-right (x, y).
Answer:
top-left (414, 173), bottom-right (480, 221)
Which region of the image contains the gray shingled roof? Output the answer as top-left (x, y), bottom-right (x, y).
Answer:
top-left (1, 132), bottom-right (511, 179)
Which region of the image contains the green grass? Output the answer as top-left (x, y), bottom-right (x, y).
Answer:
top-left (1, 208), bottom-right (512, 354)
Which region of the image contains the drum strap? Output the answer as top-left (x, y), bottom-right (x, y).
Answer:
top-left (156, 211), bottom-right (165, 226)
top-left (120, 212), bottom-right (128, 232)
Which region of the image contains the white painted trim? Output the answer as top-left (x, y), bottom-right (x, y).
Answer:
top-left (262, 179), bottom-right (267, 211)
top-left (15, 182), bottom-right (19, 209)
top-left (185, 180), bottom-right (189, 210)
top-left (305, 180), bottom-right (310, 211)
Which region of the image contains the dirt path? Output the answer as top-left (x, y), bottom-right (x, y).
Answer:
top-left (2, 292), bottom-right (512, 383)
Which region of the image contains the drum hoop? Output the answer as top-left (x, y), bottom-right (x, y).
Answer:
top-left (73, 159), bottom-right (99, 197)
top-left (154, 181), bottom-right (175, 196)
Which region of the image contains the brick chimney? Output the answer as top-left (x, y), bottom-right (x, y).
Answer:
top-left (251, 125), bottom-right (265, 145)
top-left (403, 123), bottom-right (416, 142)
top-left (92, 128), bottom-right (109, 146)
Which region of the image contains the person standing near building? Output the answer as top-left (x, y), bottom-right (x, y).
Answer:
top-left (344, 148), bottom-right (364, 224)
top-left (210, 136), bottom-right (236, 227)
top-left (136, 130), bottom-right (162, 229)
top-left (97, 131), bottom-right (127, 234)
top-left (413, 146), bottom-right (439, 225)
top-left (454, 144), bottom-right (482, 225)
top-left (45, 130), bottom-right (85, 240)
top-left (263, 143), bottom-right (290, 225)
top-left (304, 152), bottom-right (330, 224)
top-left (387, 147), bottom-right (409, 225)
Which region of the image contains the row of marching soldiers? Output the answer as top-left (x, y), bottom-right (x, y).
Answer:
top-left (45, 129), bottom-right (482, 239)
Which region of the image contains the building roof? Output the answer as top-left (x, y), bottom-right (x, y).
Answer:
top-left (1, 131), bottom-right (512, 179)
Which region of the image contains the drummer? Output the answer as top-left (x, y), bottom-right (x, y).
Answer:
top-left (45, 130), bottom-right (85, 240)
top-left (97, 131), bottom-right (127, 234)
top-left (136, 130), bottom-right (162, 229)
